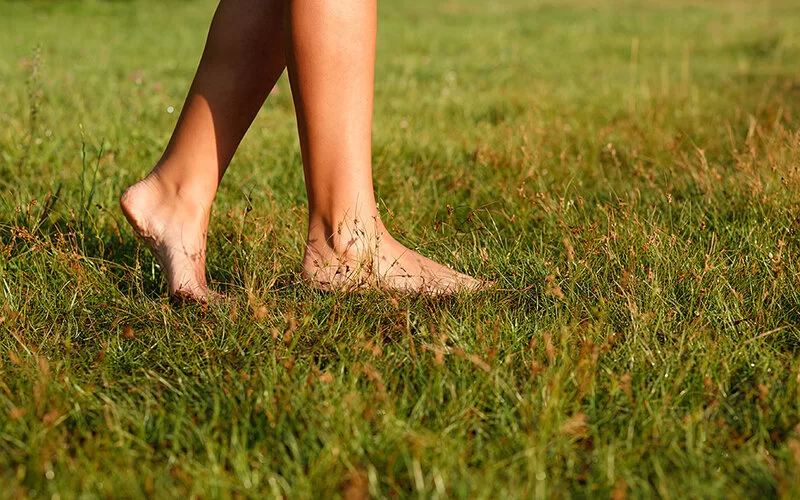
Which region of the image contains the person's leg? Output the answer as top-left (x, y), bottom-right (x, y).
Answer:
top-left (121, 0), bottom-right (286, 301)
top-left (286, 0), bottom-right (480, 293)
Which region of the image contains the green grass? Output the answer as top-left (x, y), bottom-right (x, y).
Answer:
top-left (2, 0), bottom-right (800, 497)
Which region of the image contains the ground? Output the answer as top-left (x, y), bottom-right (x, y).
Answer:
top-left (2, 0), bottom-right (800, 497)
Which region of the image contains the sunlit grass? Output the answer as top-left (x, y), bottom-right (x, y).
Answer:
top-left (2, 0), bottom-right (800, 497)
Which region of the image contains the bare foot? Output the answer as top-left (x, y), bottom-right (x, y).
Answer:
top-left (120, 175), bottom-right (217, 302)
top-left (301, 216), bottom-right (485, 294)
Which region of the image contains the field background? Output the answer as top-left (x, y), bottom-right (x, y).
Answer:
top-left (2, 0), bottom-right (800, 497)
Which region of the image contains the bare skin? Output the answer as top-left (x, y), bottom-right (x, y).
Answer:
top-left (121, 0), bottom-right (481, 301)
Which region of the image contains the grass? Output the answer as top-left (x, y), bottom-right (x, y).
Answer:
top-left (2, 0), bottom-right (800, 497)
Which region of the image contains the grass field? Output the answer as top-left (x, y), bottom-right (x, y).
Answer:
top-left (2, 0), bottom-right (800, 497)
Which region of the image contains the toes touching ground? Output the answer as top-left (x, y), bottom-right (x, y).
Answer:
top-left (121, 175), bottom-right (214, 301)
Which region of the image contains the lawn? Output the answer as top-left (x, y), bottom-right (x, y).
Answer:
top-left (2, 0), bottom-right (800, 497)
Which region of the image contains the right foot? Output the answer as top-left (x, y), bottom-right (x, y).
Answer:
top-left (301, 216), bottom-right (486, 294)
top-left (120, 175), bottom-right (216, 303)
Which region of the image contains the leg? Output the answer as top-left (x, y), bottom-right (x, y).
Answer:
top-left (120, 0), bottom-right (286, 301)
top-left (286, 0), bottom-right (480, 293)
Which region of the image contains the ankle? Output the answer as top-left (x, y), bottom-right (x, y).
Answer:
top-left (149, 162), bottom-right (218, 205)
top-left (307, 212), bottom-right (386, 256)
top-left (122, 174), bottom-right (211, 225)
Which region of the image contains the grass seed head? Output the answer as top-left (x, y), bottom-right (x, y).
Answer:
top-left (342, 469), bottom-right (369, 500)
top-left (9, 407), bottom-right (27, 421)
top-left (561, 412), bottom-right (590, 438)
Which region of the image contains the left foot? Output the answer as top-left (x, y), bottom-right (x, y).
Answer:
top-left (120, 174), bottom-right (218, 303)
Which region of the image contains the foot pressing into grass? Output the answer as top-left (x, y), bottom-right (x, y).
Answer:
top-left (301, 217), bottom-right (482, 294)
top-left (120, 174), bottom-right (219, 303)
